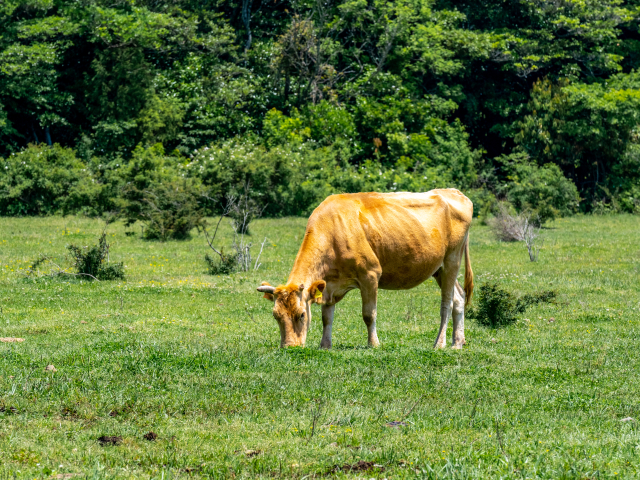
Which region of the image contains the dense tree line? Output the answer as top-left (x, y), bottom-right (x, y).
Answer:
top-left (1, 0), bottom-right (639, 223)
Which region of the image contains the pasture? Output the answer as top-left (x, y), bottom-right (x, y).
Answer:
top-left (0, 214), bottom-right (639, 479)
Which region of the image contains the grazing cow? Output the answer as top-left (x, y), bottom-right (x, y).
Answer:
top-left (257, 189), bottom-right (474, 349)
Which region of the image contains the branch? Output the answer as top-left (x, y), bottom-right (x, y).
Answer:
top-left (253, 237), bottom-right (267, 271)
top-left (202, 193), bottom-right (236, 259)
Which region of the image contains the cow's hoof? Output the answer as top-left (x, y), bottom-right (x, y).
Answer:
top-left (451, 343), bottom-right (464, 350)
top-left (369, 339), bottom-right (381, 348)
top-left (320, 343), bottom-right (332, 350)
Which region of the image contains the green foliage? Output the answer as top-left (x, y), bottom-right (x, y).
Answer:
top-left (497, 153), bottom-right (581, 224)
top-left (300, 102), bottom-right (357, 148)
top-left (120, 144), bottom-right (206, 240)
top-left (0, 0), bottom-right (638, 214)
top-left (188, 136), bottom-right (471, 218)
top-left (262, 108), bottom-right (310, 147)
top-left (137, 95), bottom-right (184, 146)
top-left (471, 282), bottom-right (557, 328)
top-left (204, 252), bottom-right (238, 275)
top-left (67, 232), bottom-right (125, 280)
top-left (516, 75), bottom-right (640, 210)
top-left (0, 144), bottom-right (94, 216)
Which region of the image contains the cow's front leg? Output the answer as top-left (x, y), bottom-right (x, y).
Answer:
top-left (361, 285), bottom-right (380, 347)
top-left (320, 304), bottom-right (335, 349)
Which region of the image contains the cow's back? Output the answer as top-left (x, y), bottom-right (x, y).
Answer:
top-left (307, 189), bottom-right (472, 290)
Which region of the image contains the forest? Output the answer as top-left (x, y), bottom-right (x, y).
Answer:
top-left (1, 0), bottom-right (639, 227)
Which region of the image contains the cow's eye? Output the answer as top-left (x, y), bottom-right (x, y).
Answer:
top-left (299, 312), bottom-right (305, 321)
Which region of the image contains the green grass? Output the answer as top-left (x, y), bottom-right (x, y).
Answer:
top-left (1, 214), bottom-right (639, 479)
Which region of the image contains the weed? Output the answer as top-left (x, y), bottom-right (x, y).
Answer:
top-left (67, 232), bottom-right (124, 280)
top-left (204, 252), bottom-right (238, 275)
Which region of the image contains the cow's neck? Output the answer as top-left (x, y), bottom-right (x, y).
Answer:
top-left (287, 261), bottom-right (328, 288)
top-left (286, 230), bottom-right (329, 287)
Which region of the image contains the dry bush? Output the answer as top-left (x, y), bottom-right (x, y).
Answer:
top-left (488, 204), bottom-right (541, 261)
top-left (204, 185), bottom-right (267, 274)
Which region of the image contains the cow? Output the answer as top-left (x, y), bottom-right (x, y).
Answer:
top-left (257, 188), bottom-right (474, 349)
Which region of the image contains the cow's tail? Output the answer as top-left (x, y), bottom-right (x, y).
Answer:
top-left (463, 235), bottom-right (474, 308)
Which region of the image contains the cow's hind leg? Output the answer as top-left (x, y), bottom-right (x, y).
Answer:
top-left (432, 265), bottom-right (459, 349)
top-left (451, 281), bottom-right (466, 349)
top-left (320, 304), bottom-right (335, 349)
top-left (360, 279), bottom-right (380, 347)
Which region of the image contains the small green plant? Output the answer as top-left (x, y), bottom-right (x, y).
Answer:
top-left (23, 255), bottom-right (52, 277)
top-left (67, 232), bottom-right (125, 280)
top-left (470, 282), bottom-right (556, 328)
top-left (205, 251), bottom-right (238, 275)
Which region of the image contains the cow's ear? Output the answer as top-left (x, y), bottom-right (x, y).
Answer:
top-left (308, 280), bottom-right (326, 304)
top-left (257, 282), bottom-right (275, 301)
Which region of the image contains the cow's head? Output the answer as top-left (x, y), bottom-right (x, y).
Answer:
top-left (257, 281), bottom-right (326, 347)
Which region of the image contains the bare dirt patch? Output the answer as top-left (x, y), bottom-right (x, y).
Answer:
top-left (385, 421), bottom-right (408, 428)
top-left (143, 431), bottom-right (158, 441)
top-left (97, 435), bottom-right (122, 446)
top-left (234, 449), bottom-right (262, 457)
top-left (0, 337), bottom-right (24, 342)
top-left (329, 461), bottom-right (383, 474)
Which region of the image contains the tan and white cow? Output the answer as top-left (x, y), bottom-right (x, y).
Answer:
top-left (257, 189), bottom-right (474, 349)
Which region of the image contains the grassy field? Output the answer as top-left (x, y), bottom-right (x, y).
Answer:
top-left (0, 214), bottom-right (639, 479)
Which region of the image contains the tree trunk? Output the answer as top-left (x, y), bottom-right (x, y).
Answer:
top-left (284, 74), bottom-right (290, 102)
top-left (45, 126), bottom-right (52, 146)
top-left (31, 123), bottom-right (39, 144)
top-left (242, 0), bottom-right (253, 51)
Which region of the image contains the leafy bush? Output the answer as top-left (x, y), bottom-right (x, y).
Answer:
top-left (120, 144), bottom-right (207, 240)
top-left (129, 179), bottom-right (207, 241)
top-left (516, 75), bottom-right (640, 209)
top-left (67, 232), bottom-right (124, 280)
top-left (300, 101), bottom-right (357, 148)
top-left (471, 283), bottom-right (557, 328)
top-left (204, 252), bottom-right (238, 275)
top-left (497, 153), bottom-right (581, 224)
top-left (188, 136), bottom-right (475, 218)
top-left (0, 144), bottom-right (93, 216)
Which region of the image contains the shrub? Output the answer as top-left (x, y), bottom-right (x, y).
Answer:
top-left (188, 137), bottom-right (469, 218)
top-left (205, 252), bottom-right (238, 275)
top-left (299, 101), bottom-right (357, 148)
top-left (471, 283), bottom-right (556, 328)
top-left (120, 144), bottom-right (207, 240)
top-left (516, 75), bottom-right (640, 209)
top-left (488, 204), bottom-right (542, 261)
top-left (67, 232), bottom-right (125, 280)
top-left (262, 108), bottom-right (311, 147)
top-left (0, 144), bottom-right (93, 216)
top-left (497, 152), bottom-right (581, 224)
top-left (131, 179), bottom-right (207, 241)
